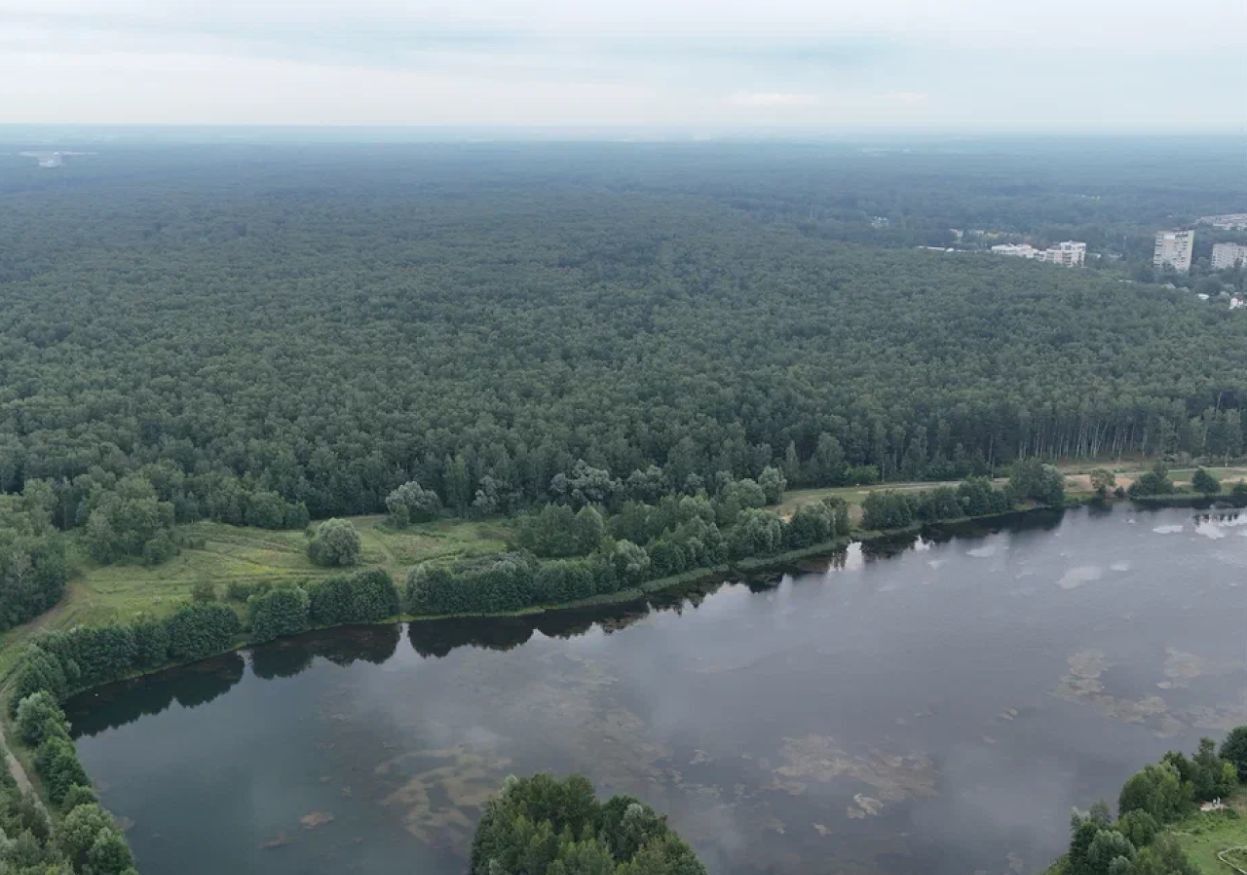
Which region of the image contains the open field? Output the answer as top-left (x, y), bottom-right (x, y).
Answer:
top-left (0, 516), bottom-right (511, 676)
top-left (1172, 792), bottom-right (1247, 874)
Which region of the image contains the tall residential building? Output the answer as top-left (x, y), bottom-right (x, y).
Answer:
top-left (1153, 230), bottom-right (1194, 273)
top-left (1212, 242), bottom-right (1247, 271)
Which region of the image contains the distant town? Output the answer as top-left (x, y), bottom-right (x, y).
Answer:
top-left (911, 212), bottom-right (1247, 311)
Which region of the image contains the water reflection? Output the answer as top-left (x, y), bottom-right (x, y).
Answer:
top-left (64, 506), bottom-right (1247, 875)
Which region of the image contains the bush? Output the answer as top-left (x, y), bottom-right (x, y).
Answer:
top-left (248, 586), bottom-right (310, 643)
top-left (1191, 467), bottom-right (1220, 496)
top-left (15, 692), bottom-right (69, 748)
top-left (385, 480), bottom-right (442, 527)
top-left (34, 736), bottom-right (89, 805)
top-left (861, 491), bottom-right (916, 530)
top-left (307, 518), bottom-right (362, 567)
top-left (1129, 462), bottom-right (1175, 498)
top-left (165, 602), bottom-right (241, 662)
top-left (1008, 459), bottom-right (1065, 505)
top-left (307, 569), bottom-right (401, 626)
top-left (1220, 725), bottom-right (1247, 780)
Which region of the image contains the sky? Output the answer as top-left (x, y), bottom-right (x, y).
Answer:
top-left (1, 0), bottom-right (1244, 134)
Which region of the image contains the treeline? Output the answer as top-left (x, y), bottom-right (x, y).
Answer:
top-left (9, 569), bottom-right (401, 710)
top-left (860, 462), bottom-right (1062, 530)
top-left (2, 697), bottom-right (136, 875)
top-left (4, 155), bottom-right (1247, 552)
top-left (1052, 726), bottom-right (1247, 875)
top-left (407, 478), bottom-right (852, 616)
top-left (0, 489), bottom-right (68, 633)
top-left (471, 773), bottom-right (705, 874)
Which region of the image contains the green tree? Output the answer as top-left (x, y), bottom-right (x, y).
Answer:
top-left (1190, 467), bottom-right (1220, 496)
top-left (14, 692), bottom-right (68, 747)
top-left (248, 586), bottom-right (311, 643)
top-left (1219, 725), bottom-right (1247, 780)
top-left (1129, 462), bottom-right (1175, 498)
top-left (307, 518), bottom-right (362, 567)
top-left (1090, 469), bottom-right (1117, 499)
top-left (1118, 762), bottom-right (1190, 824)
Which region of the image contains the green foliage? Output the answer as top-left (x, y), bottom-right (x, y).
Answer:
top-left (406, 553), bottom-right (540, 615)
top-left (15, 693), bottom-right (69, 748)
top-left (861, 491), bottom-right (916, 530)
top-left (1190, 467), bottom-right (1220, 496)
top-left (1129, 463), bottom-right (1175, 498)
top-left (1090, 469), bottom-right (1117, 499)
top-left (956, 477), bottom-right (1012, 516)
top-left (1220, 725), bottom-right (1247, 780)
top-left (247, 586), bottom-right (311, 643)
top-left (1119, 762), bottom-right (1190, 824)
top-left (385, 481), bottom-right (442, 527)
top-left (0, 520), bottom-right (68, 632)
top-left (34, 736), bottom-right (88, 806)
top-left (470, 773), bottom-right (706, 875)
top-left (516, 505), bottom-right (605, 558)
top-left (83, 475), bottom-right (177, 565)
top-left (1008, 459), bottom-right (1066, 506)
top-left (307, 518), bottom-right (362, 567)
top-left (306, 568), bottom-right (400, 626)
top-left (757, 466), bottom-right (787, 505)
top-left (165, 602), bottom-right (242, 662)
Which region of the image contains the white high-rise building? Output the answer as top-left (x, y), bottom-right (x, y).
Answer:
top-left (1153, 230), bottom-right (1194, 273)
top-left (1212, 242), bottom-right (1247, 271)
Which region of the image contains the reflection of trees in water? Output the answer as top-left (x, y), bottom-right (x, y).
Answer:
top-left (406, 593), bottom-right (700, 659)
top-left (250, 624), bottom-right (401, 678)
top-left (69, 653), bottom-right (246, 738)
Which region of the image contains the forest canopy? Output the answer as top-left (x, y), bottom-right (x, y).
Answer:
top-left (1, 141), bottom-right (1245, 534)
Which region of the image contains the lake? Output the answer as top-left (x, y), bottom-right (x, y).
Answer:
top-left (67, 505), bottom-right (1247, 874)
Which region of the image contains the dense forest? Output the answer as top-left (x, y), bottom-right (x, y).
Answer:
top-left (1, 139), bottom-right (1246, 571)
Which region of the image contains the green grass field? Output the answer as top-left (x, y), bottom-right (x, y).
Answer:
top-left (0, 515), bottom-right (512, 676)
top-left (1171, 792), bottom-right (1247, 874)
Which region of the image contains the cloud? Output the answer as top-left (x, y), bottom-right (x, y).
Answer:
top-left (726, 92), bottom-right (821, 108)
top-left (0, 0), bottom-right (1242, 130)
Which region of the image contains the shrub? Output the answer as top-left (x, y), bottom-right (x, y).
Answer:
top-left (307, 569), bottom-right (400, 626)
top-left (15, 692), bottom-right (68, 748)
top-left (248, 586), bottom-right (310, 643)
top-left (307, 518), bottom-right (362, 567)
top-left (165, 602), bottom-right (242, 661)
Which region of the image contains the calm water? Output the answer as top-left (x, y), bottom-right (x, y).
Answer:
top-left (68, 506), bottom-right (1247, 874)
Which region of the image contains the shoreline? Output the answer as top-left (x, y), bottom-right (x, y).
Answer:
top-left (52, 502), bottom-right (1068, 703)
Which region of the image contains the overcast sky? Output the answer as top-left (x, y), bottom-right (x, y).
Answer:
top-left (1, 0), bottom-right (1244, 133)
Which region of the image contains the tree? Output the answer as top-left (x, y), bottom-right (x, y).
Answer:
top-left (1008, 459), bottom-right (1065, 506)
top-left (1118, 762), bottom-right (1190, 824)
top-left (1219, 725), bottom-right (1247, 780)
top-left (307, 518), bottom-right (362, 567)
top-left (83, 475), bottom-right (177, 565)
top-left (385, 481), bottom-right (442, 527)
top-left (248, 586), bottom-right (310, 643)
top-left (1129, 462), bottom-right (1175, 498)
top-left (758, 466), bottom-right (787, 505)
top-left (470, 774), bottom-right (706, 875)
top-left (1190, 467), bottom-right (1220, 496)
top-left (15, 692), bottom-right (68, 747)
top-left (1090, 469), bottom-right (1117, 499)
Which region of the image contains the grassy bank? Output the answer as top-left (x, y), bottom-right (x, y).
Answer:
top-left (8, 459), bottom-right (1235, 679)
top-left (1170, 791), bottom-right (1247, 874)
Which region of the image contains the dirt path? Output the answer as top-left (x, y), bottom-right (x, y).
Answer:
top-left (0, 717), bottom-right (38, 799)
